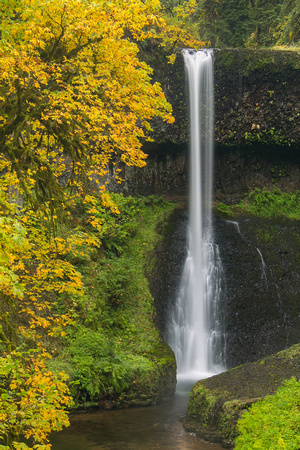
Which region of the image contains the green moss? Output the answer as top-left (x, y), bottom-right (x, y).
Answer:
top-left (188, 385), bottom-right (221, 426)
top-left (216, 188), bottom-right (300, 220)
top-left (244, 128), bottom-right (288, 146)
top-left (215, 202), bottom-right (234, 218)
top-left (51, 194), bottom-right (177, 408)
top-left (185, 344), bottom-right (300, 447)
top-left (235, 378), bottom-right (300, 449)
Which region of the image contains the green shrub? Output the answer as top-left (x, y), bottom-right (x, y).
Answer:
top-left (69, 329), bottom-right (154, 399)
top-left (54, 193), bottom-right (176, 404)
top-left (215, 202), bottom-right (234, 217)
top-left (235, 377), bottom-right (300, 449)
top-left (238, 188), bottom-right (300, 219)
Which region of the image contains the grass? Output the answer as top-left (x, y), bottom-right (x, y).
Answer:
top-left (216, 188), bottom-right (300, 220)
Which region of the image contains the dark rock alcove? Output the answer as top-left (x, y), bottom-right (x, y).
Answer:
top-left (214, 214), bottom-right (300, 368)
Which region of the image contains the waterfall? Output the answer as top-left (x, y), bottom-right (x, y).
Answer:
top-left (167, 49), bottom-right (225, 380)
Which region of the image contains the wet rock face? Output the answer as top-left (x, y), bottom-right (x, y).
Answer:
top-left (215, 215), bottom-right (300, 368)
top-left (142, 48), bottom-right (300, 149)
top-left (125, 144), bottom-right (300, 202)
top-left (214, 145), bottom-right (300, 202)
top-left (148, 207), bottom-right (188, 337)
top-left (213, 49), bottom-right (300, 147)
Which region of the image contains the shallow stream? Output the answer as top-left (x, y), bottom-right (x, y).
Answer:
top-left (51, 380), bottom-right (222, 449)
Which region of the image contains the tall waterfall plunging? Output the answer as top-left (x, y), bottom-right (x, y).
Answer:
top-left (168, 49), bottom-right (225, 379)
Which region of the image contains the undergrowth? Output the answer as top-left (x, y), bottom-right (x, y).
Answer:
top-left (49, 193), bottom-right (177, 406)
top-left (216, 188), bottom-right (300, 220)
top-left (235, 377), bottom-right (300, 449)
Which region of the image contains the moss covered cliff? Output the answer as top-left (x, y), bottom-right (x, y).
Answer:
top-left (49, 194), bottom-right (178, 409)
top-left (185, 344), bottom-right (300, 447)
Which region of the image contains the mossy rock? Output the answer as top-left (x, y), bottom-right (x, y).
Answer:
top-left (185, 343), bottom-right (300, 447)
top-left (118, 338), bottom-right (177, 407)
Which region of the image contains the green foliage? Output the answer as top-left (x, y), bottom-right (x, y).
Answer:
top-left (68, 329), bottom-right (154, 398)
top-left (215, 202), bottom-right (234, 218)
top-left (235, 378), bottom-right (300, 449)
top-left (216, 189), bottom-right (300, 220)
top-left (55, 193), bottom-right (176, 405)
top-left (237, 188), bottom-right (300, 219)
top-left (163, 0), bottom-right (299, 47)
top-left (276, 1), bottom-right (300, 46)
top-left (244, 128), bottom-right (288, 146)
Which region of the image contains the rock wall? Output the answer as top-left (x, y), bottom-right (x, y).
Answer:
top-left (124, 49), bottom-right (300, 198)
top-left (214, 145), bottom-right (300, 203)
top-left (153, 208), bottom-right (300, 370)
top-left (130, 48), bottom-right (300, 369)
top-left (214, 214), bottom-right (300, 368)
top-left (213, 49), bottom-right (300, 147)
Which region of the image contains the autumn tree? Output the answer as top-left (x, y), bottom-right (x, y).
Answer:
top-left (0, 0), bottom-right (177, 447)
top-left (0, 162), bottom-right (87, 449)
top-left (0, 0), bottom-right (174, 213)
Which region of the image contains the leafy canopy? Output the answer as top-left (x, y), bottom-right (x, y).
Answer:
top-left (164, 0), bottom-right (300, 48)
top-left (0, 0), bottom-right (174, 212)
top-left (0, 0), bottom-right (179, 447)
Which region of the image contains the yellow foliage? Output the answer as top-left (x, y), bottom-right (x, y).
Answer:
top-left (0, 185), bottom-right (83, 447)
top-left (0, 0), bottom-right (174, 210)
top-left (158, 12), bottom-right (207, 62)
top-left (0, 350), bottom-right (73, 449)
top-left (0, 0), bottom-right (200, 447)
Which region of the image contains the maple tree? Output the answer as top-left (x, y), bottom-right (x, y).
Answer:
top-left (0, 0), bottom-right (206, 446)
top-left (0, 0), bottom-right (174, 213)
top-left (0, 166), bottom-right (86, 449)
top-left (0, 0), bottom-right (179, 447)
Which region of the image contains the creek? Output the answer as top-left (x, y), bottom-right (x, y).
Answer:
top-left (51, 380), bottom-right (222, 450)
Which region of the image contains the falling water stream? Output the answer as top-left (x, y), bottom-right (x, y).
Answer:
top-left (168, 49), bottom-right (225, 380)
top-left (51, 50), bottom-right (224, 449)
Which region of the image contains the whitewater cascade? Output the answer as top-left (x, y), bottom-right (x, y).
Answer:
top-left (168, 49), bottom-right (225, 379)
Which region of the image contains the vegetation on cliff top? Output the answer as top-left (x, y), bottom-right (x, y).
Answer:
top-left (161, 0), bottom-right (300, 49)
top-left (216, 188), bottom-right (300, 220)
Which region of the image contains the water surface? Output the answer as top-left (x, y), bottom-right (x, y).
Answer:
top-left (51, 381), bottom-right (222, 449)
